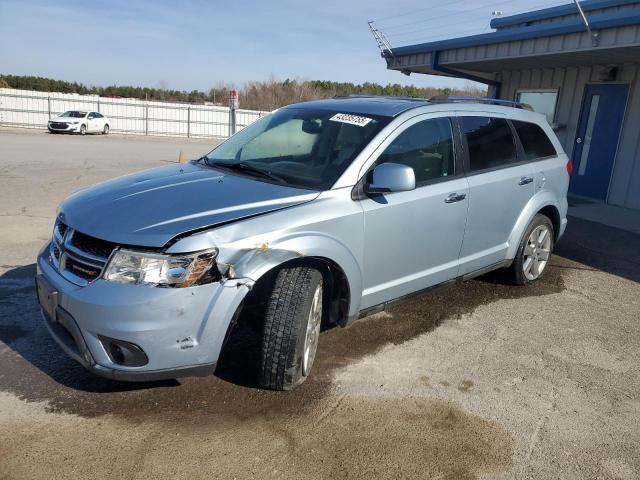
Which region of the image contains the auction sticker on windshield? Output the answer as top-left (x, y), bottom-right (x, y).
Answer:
top-left (329, 113), bottom-right (373, 127)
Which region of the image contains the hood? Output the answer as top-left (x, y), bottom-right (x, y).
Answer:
top-left (50, 116), bottom-right (84, 123)
top-left (58, 163), bottom-right (320, 248)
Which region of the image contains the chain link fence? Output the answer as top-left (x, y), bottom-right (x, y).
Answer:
top-left (0, 88), bottom-right (268, 138)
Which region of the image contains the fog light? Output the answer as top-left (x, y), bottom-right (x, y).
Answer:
top-left (99, 336), bottom-right (148, 367)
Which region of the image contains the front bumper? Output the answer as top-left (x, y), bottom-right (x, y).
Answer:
top-left (48, 123), bottom-right (81, 132)
top-left (37, 243), bottom-right (250, 381)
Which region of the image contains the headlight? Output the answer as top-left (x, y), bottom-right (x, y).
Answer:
top-left (103, 248), bottom-right (218, 287)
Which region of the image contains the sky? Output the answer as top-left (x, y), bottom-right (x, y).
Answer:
top-left (0, 0), bottom-right (566, 92)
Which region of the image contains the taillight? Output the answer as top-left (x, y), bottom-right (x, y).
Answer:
top-left (566, 160), bottom-right (574, 176)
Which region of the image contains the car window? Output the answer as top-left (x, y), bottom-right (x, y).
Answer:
top-left (460, 116), bottom-right (517, 172)
top-left (377, 118), bottom-right (455, 186)
top-left (60, 111), bottom-right (86, 118)
top-left (241, 119), bottom-right (317, 160)
top-left (205, 108), bottom-right (389, 190)
top-left (512, 120), bottom-right (557, 160)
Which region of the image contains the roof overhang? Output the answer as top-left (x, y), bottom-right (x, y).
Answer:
top-left (490, 0), bottom-right (640, 29)
top-left (385, 7), bottom-right (640, 82)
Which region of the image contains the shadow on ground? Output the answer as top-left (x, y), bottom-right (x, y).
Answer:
top-left (555, 215), bottom-right (640, 283)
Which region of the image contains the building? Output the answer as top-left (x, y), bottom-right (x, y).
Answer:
top-left (383, 0), bottom-right (640, 210)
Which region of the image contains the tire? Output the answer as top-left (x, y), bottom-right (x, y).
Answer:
top-left (80, 124), bottom-right (87, 135)
top-left (260, 267), bottom-right (323, 390)
top-left (102, 124), bottom-right (109, 135)
top-left (508, 214), bottom-right (554, 285)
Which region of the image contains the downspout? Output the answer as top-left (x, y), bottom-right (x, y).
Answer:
top-left (431, 50), bottom-right (502, 98)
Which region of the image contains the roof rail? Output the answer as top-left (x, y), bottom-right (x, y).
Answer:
top-left (334, 94), bottom-right (430, 102)
top-left (428, 95), bottom-right (533, 111)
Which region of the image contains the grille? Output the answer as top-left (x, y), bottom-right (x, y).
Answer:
top-left (54, 220), bottom-right (68, 239)
top-left (49, 122), bottom-right (69, 129)
top-left (50, 220), bottom-right (116, 286)
top-left (65, 255), bottom-right (102, 281)
top-left (69, 230), bottom-right (116, 259)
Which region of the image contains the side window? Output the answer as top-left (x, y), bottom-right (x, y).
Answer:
top-left (94, 112), bottom-right (103, 118)
top-left (460, 116), bottom-right (517, 172)
top-left (512, 120), bottom-right (557, 160)
top-left (377, 117), bottom-right (455, 186)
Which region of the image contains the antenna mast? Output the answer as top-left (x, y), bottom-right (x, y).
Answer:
top-left (368, 21), bottom-right (394, 57)
top-left (573, 0), bottom-right (599, 46)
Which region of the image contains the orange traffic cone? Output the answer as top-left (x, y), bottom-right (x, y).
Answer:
top-left (178, 151), bottom-right (186, 163)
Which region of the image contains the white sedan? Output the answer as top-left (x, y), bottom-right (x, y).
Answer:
top-left (47, 110), bottom-right (110, 135)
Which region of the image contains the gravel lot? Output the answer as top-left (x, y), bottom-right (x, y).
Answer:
top-left (1, 127), bottom-right (639, 480)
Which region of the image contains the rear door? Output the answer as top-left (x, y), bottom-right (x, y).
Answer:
top-left (457, 115), bottom-right (535, 275)
top-left (359, 114), bottom-right (469, 309)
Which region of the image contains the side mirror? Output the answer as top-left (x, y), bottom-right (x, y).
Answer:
top-left (365, 163), bottom-right (416, 194)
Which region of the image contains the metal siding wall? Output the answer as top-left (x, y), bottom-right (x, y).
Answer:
top-left (609, 64), bottom-right (640, 208)
top-left (436, 25), bottom-right (640, 65)
top-left (498, 63), bottom-right (640, 209)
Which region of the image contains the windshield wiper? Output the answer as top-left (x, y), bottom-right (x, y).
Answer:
top-left (208, 161), bottom-right (287, 184)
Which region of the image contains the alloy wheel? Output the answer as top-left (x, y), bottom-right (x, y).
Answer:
top-left (523, 224), bottom-right (551, 280)
top-left (302, 283), bottom-right (322, 376)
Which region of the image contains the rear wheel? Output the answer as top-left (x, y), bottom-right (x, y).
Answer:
top-left (260, 267), bottom-right (323, 390)
top-left (102, 124), bottom-right (110, 135)
top-left (508, 214), bottom-right (554, 285)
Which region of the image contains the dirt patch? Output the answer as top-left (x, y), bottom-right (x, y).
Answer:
top-left (0, 260), bottom-right (564, 421)
top-left (0, 394), bottom-right (513, 480)
top-left (458, 380), bottom-right (474, 393)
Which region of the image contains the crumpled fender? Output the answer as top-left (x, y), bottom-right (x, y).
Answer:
top-left (214, 232), bottom-right (364, 318)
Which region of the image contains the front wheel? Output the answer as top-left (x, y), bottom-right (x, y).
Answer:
top-left (508, 214), bottom-right (554, 285)
top-left (102, 124), bottom-right (109, 135)
top-left (79, 124), bottom-right (87, 135)
top-left (260, 267), bottom-right (323, 390)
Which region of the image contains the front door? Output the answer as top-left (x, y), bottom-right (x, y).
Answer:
top-left (359, 115), bottom-right (468, 309)
top-left (570, 83), bottom-right (628, 200)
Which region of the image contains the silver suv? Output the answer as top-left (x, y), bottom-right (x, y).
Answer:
top-left (36, 96), bottom-right (569, 390)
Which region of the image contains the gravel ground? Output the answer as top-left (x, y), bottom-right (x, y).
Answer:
top-left (1, 127), bottom-right (639, 480)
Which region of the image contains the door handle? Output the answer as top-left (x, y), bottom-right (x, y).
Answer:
top-left (444, 193), bottom-right (467, 203)
top-left (518, 176), bottom-right (533, 185)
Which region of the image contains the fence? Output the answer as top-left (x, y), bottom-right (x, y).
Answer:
top-left (0, 88), bottom-right (268, 138)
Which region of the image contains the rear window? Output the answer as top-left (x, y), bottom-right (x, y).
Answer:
top-left (460, 117), bottom-right (517, 172)
top-left (512, 120), bottom-right (557, 160)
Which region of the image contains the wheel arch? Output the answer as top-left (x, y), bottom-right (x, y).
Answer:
top-left (537, 204), bottom-right (561, 241)
top-left (249, 256), bottom-right (352, 327)
top-left (218, 235), bottom-right (363, 325)
top-left (506, 193), bottom-right (562, 260)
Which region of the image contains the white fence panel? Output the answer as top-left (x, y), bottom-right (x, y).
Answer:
top-left (0, 88), bottom-right (267, 138)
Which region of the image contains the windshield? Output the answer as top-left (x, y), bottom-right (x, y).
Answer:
top-left (204, 107), bottom-right (390, 190)
top-left (60, 111), bottom-right (86, 118)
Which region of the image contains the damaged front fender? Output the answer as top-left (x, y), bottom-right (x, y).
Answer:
top-left (168, 232), bottom-right (364, 319)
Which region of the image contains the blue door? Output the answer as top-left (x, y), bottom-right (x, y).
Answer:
top-left (570, 83), bottom-right (628, 200)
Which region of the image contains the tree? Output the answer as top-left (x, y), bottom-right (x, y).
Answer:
top-left (0, 74), bottom-right (486, 110)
